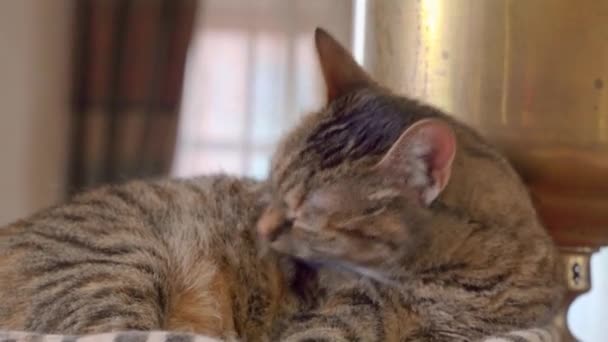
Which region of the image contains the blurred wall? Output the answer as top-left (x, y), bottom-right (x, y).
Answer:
top-left (0, 1), bottom-right (73, 225)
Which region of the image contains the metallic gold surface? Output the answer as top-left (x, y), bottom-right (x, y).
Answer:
top-left (363, 0), bottom-right (608, 246)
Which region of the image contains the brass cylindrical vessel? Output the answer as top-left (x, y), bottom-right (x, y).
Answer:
top-left (362, 0), bottom-right (608, 246)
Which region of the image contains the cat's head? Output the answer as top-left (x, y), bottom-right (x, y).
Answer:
top-left (257, 29), bottom-right (457, 281)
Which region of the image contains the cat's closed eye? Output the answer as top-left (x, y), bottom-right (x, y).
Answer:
top-left (362, 204), bottom-right (386, 216)
top-left (266, 218), bottom-right (293, 241)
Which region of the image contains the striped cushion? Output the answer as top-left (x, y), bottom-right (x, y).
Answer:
top-left (0, 327), bottom-right (561, 342)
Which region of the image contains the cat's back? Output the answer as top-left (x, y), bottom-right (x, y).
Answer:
top-left (0, 174), bottom-right (264, 271)
top-left (0, 175), bottom-right (282, 338)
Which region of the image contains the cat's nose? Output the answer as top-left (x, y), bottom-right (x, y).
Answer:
top-left (257, 207), bottom-right (292, 241)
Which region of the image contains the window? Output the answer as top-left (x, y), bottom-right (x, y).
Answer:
top-left (172, 0), bottom-right (353, 179)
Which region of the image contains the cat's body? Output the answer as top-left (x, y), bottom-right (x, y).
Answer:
top-left (0, 176), bottom-right (291, 340)
top-left (0, 28), bottom-right (563, 342)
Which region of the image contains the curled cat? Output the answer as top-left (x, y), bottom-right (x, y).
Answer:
top-left (0, 28), bottom-right (563, 342)
top-left (258, 28), bottom-right (564, 341)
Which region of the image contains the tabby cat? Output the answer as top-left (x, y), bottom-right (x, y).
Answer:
top-left (0, 28), bottom-right (563, 341)
top-left (257, 29), bottom-right (564, 340)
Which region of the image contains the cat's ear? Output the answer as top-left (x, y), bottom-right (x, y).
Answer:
top-left (315, 28), bottom-right (373, 103)
top-left (374, 119), bottom-right (456, 205)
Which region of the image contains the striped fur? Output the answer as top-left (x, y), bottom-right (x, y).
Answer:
top-left (0, 28), bottom-right (564, 341)
top-left (480, 326), bottom-right (561, 342)
top-left (0, 330), bottom-right (222, 342)
top-left (256, 29), bottom-right (565, 340)
top-left (0, 176), bottom-right (294, 340)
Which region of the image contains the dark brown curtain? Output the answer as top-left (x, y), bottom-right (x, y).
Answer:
top-left (69, 0), bottom-right (197, 193)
